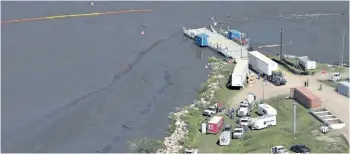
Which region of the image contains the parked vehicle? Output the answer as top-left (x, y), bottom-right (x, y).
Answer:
top-left (237, 93), bottom-right (256, 117)
top-left (232, 127), bottom-right (245, 139)
top-left (207, 116), bottom-right (224, 134)
top-left (250, 115), bottom-right (276, 130)
top-left (271, 146), bottom-right (289, 154)
top-left (219, 124), bottom-right (232, 146)
top-left (230, 59), bottom-right (249, 88)
top-left (237, 117), bottom-right (251, 126)
top-left (329, 72), bottom-right (342, 82)
top-left (258, 103), bottom-right (277, 116)
top-left (184, 148), bottom-right (198, 154)
top-left (298, 56), bottom-right (317, 70)
top-left (270, 71), bottom-right (287, 86)
top-left (290, 87), bottom-right (321, 109)
top-left (290, 144), bottom-right (310, 154)
top-left (203, 105), bottom-right (217, 117)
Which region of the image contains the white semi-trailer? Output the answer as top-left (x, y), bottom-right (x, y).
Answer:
top-left (248, 51), bottom-right (278, 76)
top-left (248, 51), bottom-right (286, 85)
top-left (231, 59), bottom-right (249, 88)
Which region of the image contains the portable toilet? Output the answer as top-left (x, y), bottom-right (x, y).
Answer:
top-left (195, 33), bottom-right (209, 47)
top-left (201, 123), bottom-right (207, 134)
top-left (228, 30), bottom-right (242, 41)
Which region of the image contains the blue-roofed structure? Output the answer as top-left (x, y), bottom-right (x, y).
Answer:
top-left (228, 30), bottom-right (242, 41)
top-left (195, 33), bottom-right (209, 47)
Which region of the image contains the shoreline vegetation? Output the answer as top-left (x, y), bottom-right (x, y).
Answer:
top-left (129, 56), bottom-right (349, 153)
top-left (129, 57), bottom-right (234, 153)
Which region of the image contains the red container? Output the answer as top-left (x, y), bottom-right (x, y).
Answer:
top-left (207, 116), bottom-right (224, 134)
top-left (291, 87), bottom-right (321, 109)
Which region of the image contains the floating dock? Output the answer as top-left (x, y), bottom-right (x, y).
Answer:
top-left (183, 27), bottom-right (248, 59)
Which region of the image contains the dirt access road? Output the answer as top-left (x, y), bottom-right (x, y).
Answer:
top-left (228, 69), bottom-right (349, 141)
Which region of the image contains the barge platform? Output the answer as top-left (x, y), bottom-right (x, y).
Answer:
top-left (183, 26), bottom-right (248, 60)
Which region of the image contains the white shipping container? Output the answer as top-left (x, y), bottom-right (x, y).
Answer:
top-left (337, 81), bottom-right (349, 97)
top-left (248, 51), bottom-right (278, 76)
top-left (298, 56), bottom-right (317, 70)
top-left (231, 59), bottom-right (249, 87)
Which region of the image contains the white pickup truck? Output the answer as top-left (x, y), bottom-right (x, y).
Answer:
top-left (329, 72), bottom-right (342, 82)
top-left (203, 105), bottom-right (217, 117)
top-left (232, 127), bottom-right (245, 139)
top-left (237, 117), bottom-right (251, 126)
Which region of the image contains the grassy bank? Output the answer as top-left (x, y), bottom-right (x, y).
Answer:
top-left (130, 56), bottom-right (349, 153)
top-left (176, 57), bottom-right (348, 153)
top-left (185, 95), bottom-right (349, 153)
top-left (179, 57), bottom-right (237, 151)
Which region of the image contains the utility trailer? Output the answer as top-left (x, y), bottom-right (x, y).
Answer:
top-left (248, 51), bottom-right (286, 85)
top-left (298, 56), bottom-right (316, 70)
top-left (230, 59), bottom-right (249, 88)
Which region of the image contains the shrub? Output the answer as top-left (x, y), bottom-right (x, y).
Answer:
top-left (128, 137), bottom-right (164, 153)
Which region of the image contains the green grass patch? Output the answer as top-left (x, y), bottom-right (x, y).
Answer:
top-left (179, 57), bottom-right (240, 149)
top-left (190, 95), bottom-right (349, 153)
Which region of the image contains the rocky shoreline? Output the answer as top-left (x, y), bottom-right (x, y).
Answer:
top-left (157, 57), bottom-right (228, 154)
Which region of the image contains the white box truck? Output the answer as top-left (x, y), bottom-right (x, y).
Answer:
top-left (250, 115), bottom-right (276, 130)
top-left (231, 59), bottom-right (249, 88)
top-left (298, 56), bottom-right (316, 70)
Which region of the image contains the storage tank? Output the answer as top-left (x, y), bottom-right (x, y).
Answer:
top-left (195, 33), bottom-right (209, 47)
top-left (298, 56), bottom-right (317, 70)
top-left (291, 87), bottom-right (321, 108)
top-left (337, 81), bottom-right (349, 97)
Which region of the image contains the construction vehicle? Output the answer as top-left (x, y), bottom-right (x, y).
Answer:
top-left (237, 93), bottom-right (256, 117)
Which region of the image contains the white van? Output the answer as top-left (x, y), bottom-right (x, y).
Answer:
top-left (250, 115), bottom-right (276, 130)
top-left (258, 103), bottom-right (277, 116)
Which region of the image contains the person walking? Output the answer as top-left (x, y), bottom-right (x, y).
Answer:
top-left (306, 79), bottom-right (309, 87)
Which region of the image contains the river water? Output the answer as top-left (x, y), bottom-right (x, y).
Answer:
top-left (1, 1), bottom-right (348, 152)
